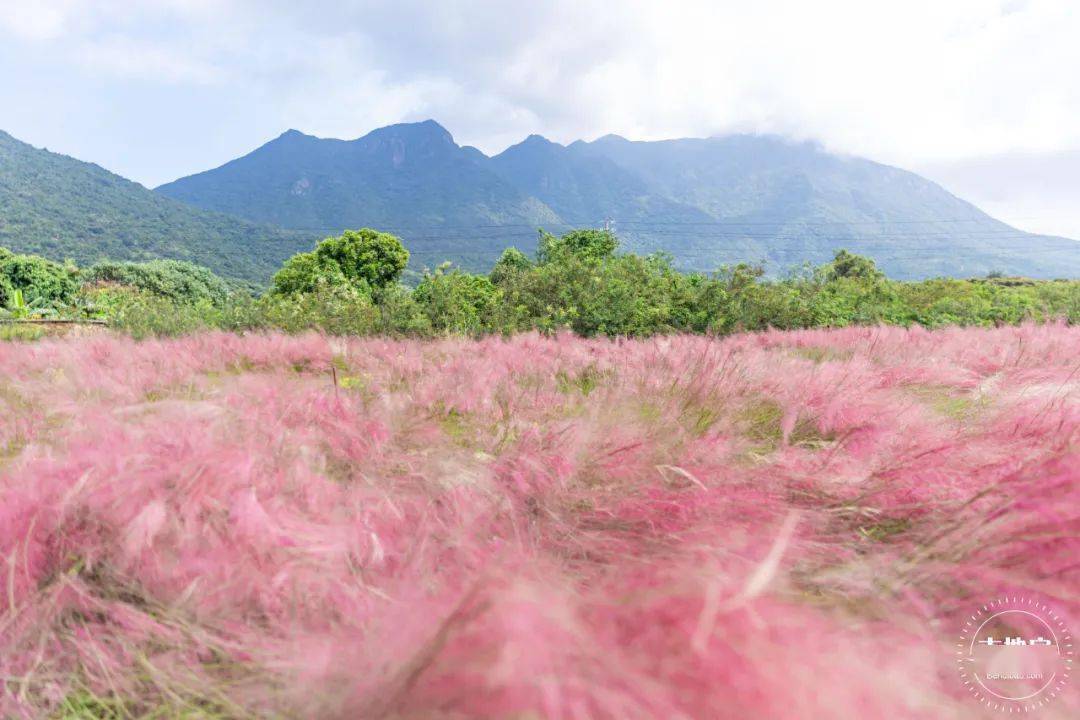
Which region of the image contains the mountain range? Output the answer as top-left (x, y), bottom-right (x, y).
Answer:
top-left (2, 121), bottom-right (1078, 282)
top-left (157, 120), bottom-right (1080, 279)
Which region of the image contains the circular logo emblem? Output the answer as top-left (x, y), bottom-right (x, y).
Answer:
top-left (957, 596), bottom-right (1072, 712)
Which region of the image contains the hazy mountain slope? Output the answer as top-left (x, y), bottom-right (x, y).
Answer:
top-left (157, 121), bottom-right (561, 270)
top-left (576, 134), bottom-right (1080, 278)
top-left (488, 135), bottom-right (708, 225)
top-left (487, 134), bottom-right (768, 261)
top-left (0, 130), bottom-right (310, 283)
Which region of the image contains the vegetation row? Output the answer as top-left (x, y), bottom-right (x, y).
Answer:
top-left (2, 228), bottom-right (1078, 339)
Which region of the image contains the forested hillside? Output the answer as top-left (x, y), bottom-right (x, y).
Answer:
top-left (0, 130), bottom-right (311, 282)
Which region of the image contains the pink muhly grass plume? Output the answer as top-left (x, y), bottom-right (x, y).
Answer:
top-left (0, 324), bottom-right (1076, 718)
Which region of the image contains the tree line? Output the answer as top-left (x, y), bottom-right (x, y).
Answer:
top-left (2, 228), bottom-right (1078, 339)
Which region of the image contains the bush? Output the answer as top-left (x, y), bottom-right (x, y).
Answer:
top-left (251, 285), bottom-right (379, 336)
top-left (83, 259), bottom-right (236, 306)
top-left (490, 247), bottom-right (533, 285)
top-left (370, 284), bottom-right (432, 336)
top-left (413, 264), bottom-right (501, 334)
top-left (537, 228), bottom-right (619, 264)
top-left (85, 286), bottom-right (216, 339)
top-left (223, 284), bottom-right (431, 338)
top-left (0, 252), bottom-right (78, 307)
top-left (499, 249), bottom-right (709, 336)
top-left (823, 249), bottom-right (884, 282)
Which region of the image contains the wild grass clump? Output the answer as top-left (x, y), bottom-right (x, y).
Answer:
top-left (0, 324), bottom-right (1077, 718)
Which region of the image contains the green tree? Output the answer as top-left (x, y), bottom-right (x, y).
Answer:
top-left (498, 250), bottom-right (699, 336)
top-left (537, 228), bottom-right (619, 264)
top-left (315, 228), bottom-right (409, 289)
top-left (271, 251), bottom-right (348, 296)
top-left (271, 228), bottom-right (408, 296)
top-left (490, 247), bottom-right (534, 285)
top-left (823, 250), bottom-right (883, 282)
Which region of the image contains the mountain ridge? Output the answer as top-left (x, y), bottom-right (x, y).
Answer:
top-left (156, 120), bottom-right (1080, 279)
top-left (155, 120), bottom-right (560, 270)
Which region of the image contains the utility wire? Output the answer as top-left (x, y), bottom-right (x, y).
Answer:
top-left (281, 216), bottom-right (1050, 233)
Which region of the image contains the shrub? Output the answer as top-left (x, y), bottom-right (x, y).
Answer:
top-left (490, 247), bottom-right (534, 285)
top-left (263, 284), bottom-right (380, 335)
top-left (413, 264), bottom-right (501, 334)
top-left (83, 259), bottom-right (236, 306)
top-left (0, 252), bottom-right (78, 307)
top-left (499, 250), bottom-right (703, 336)
top-left (370, 284), bottom-right (432, 336)
top-left (537, 228), bottom-right (619, 264)
top-left (87, 286), bottom-right (216, 339)
top-left (822, 249), bottom-right (884, 282)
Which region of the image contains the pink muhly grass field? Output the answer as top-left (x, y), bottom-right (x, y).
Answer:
top-left (0, 325), bottom-right (1077, 719)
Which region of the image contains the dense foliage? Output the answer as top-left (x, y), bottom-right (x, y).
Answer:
top-left (413, 263), bottom-right (500, 333)
top-left (0, 251), bottom-right (77, 307)
top-left (271, 228), bottom-right (409, 296)
top-left (2, 228), bottom-right (1078, 339)
top-left (83, 259), bottom-right (240, 305)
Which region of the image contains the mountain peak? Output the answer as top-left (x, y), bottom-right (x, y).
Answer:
top-left (460, 145), bottom-right (488, 162)
top-left (247, 129), bottom-right (320, 158)
top-left (523, 134), bottom-right (557, 146)
top-left (271, 129), bottom-right (321, 145)
top-left (500, 134), bottom-right (564, 156)
top-left (362, 119), bottom-right (454, 144)
top-left (416, 118), bottom-right (449, 132)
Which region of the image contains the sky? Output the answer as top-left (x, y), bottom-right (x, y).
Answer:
top-left (1, 0), bottom-right (1079, 238)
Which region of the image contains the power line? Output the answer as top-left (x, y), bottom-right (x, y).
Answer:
top-left (282, 216), bottom-right (1044, 233)
top-left (289, 223), bottom-right (1050, 238)
top-left (373, 227), bottom-right (1060, 243)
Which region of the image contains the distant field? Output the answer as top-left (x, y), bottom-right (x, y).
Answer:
top-left (1, 327), bottom-right (1077, 718)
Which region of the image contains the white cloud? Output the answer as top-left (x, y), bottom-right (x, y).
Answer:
top-left (0, 2), bottom-right (74, 40)
top-left (0, 0), bottom-right (1078, 234)
top-left (919, 150), bottom-right (1080, 238)
top-left (248, 0), bottom-right (1080, 166)
top-left (76, 35), bottom-right (225, 84)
